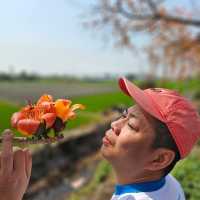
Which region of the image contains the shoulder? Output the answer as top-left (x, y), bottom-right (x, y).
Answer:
top-left (165, 174), bottom-right (184, 191)
top-left (148, 174), bottom-right (186, 200)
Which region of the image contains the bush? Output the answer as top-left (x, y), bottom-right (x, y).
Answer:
top-left (172, 148), bottom-right (200, 200)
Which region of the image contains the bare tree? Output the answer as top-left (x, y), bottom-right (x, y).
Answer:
top-left (88, 0), bottom-right (200, 79)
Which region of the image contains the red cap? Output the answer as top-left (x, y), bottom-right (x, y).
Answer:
top-left (119, 77), bottom-right (200, 159)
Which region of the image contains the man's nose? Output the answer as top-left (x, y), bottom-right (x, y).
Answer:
top-left (111, 120), bottom-right (122, 136)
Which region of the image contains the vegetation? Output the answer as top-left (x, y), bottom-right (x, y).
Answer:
top-left (172, 148), bottom-right (200, 200)
top-left (68, 160), bottom-right (112, 200)
top-left (0, 101), bottom-right (19, 134)
top-left (61, 91), bottom-right (133, 130)
top-left (72, 92), bottom-right (132, 112)
top-left (156, 78), bottom-right (200, 94)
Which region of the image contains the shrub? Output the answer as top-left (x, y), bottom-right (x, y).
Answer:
top-left (172, 148), bottom-right (200, 200)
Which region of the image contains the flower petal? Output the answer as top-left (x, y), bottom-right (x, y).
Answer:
top-left (67, 111), bottom-right (76, 120)
top-left (39, 101), bottom-right (56, 113)
top-left (55, 99), bottom-right (72, 108)
top-left (62, 104), bottom-right (85, 122)
top-left (55, 99), bottom-right (72, 121)
top-left (11, 112), bottom-right (26, 128)
top-left (71, 104), bottom-right (85, 111)
top-left (37, 94), bottom-right (53, 105)
top-left (17, 119), bottom-right (40, 136)
top-left (42, 113), bottom-right (56, 128)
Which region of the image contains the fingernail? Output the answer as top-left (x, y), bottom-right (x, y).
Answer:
top-left (2, 129), bottom-right (13, 140)
top-left (23, 148), bottom-right (28, 152)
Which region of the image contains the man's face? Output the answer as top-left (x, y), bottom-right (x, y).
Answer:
top-left (101, 104), bottom-right (156, 173)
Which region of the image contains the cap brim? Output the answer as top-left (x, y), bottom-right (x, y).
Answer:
top-left (118, 77), bottom-right (165, 122)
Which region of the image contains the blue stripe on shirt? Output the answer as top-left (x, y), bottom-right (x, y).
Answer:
top-left (114, 177), bottom-right (166, 195)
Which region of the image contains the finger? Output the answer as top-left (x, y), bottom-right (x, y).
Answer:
top-left (13, 149), bottom-right (26, 176)
top-left (2, 129), bottom-right (13, 154)
top-left (1, 129), bottom-right (13, 174)
top-left (24, 149), bottom-right (32, 179)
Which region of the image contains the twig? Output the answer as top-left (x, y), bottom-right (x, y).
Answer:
top-left (0, 135), bottom-right (64, 145)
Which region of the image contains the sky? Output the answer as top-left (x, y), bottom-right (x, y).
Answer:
top-left (0, 0), bottom-right (190, 77)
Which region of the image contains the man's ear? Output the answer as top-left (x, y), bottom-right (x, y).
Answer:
top-left (144, 148), bottom-right (175, 171)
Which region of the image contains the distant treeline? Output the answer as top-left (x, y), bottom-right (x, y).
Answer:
top-left (0, 71), bottom-right (40, 81)
top-left (0, 71), bottom-right (137, 82)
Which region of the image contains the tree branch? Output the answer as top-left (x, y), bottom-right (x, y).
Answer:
top-left (114, 1), bottom-right (200, 27)
top-left (159, 14), bottom-right (200, 27)
top-left (0, 135), bottom-right (64, 145)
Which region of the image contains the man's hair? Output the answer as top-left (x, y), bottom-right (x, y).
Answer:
top-left (150, 116), bottom-right (180, 176)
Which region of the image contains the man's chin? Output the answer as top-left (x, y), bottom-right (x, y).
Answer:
top-left (100, 144), bottom-right (114, 161)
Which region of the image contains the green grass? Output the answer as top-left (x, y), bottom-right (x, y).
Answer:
top-left (71, 92), bottom-right (133, 113)
top-left (155, 79), bottom-right (200, 94)
top-left (0, 101), bottom-right (19, 134)
top-left (67, 92), bottom-right (133, 129)
top-left (66, 112), bottom-right (99, 129)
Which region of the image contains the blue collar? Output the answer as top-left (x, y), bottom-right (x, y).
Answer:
top-left (114, 177), bottom-right (166, 195)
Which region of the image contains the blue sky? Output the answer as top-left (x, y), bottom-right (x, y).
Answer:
top-left (0, 0), bottom-right (190, 76)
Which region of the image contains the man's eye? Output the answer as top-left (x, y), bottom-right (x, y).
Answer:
top-left (128, 123), bottom-right (139, 132)
top-left (128, 123), bottom-right (134, 130)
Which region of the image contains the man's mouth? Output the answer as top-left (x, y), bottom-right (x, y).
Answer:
top-left (102, 135), bottom-right (113, 146)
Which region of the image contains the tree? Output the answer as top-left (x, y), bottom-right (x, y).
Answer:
top-left (88, 0), bottom-right (200, 79)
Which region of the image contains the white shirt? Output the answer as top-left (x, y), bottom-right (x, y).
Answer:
top-left (111, 174), bottom-right (185, 200)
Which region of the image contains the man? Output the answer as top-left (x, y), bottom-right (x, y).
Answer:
top-left (101, 77), bottom-right (200, 200)
top-left (0, 129), bottom-right (32, 200)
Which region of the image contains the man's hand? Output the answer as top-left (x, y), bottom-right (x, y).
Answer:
top-left (0, 129), bottom-right (32, 200)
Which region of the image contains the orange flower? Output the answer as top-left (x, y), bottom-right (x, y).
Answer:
top-left (54, 99), bottom-right (85, 122)
top-left (11, 94), bottom-right (85, 137)
top-left (11, 94), bottom-right (56, 136)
